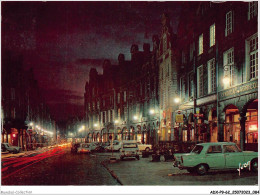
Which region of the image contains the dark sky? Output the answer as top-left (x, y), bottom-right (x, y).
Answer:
top-left (1, 1), bottom-right (182, 121)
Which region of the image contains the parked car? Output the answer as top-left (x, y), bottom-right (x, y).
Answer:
top-left (173, 142), bottom-right (258, 175)
top-left (105, 140), bottom-right (122, 152)
top-left (1, 143), bottom-right (21, 154)
top-left (137, 142), bottom-right (152, 152)
top-left (120, 140), bottom-right (139, 160)
top-left (77, 143), bottom-right (92, 154)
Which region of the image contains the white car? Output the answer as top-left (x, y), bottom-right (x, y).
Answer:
top-left (137, 142), bottom-right (152, 152)
top-left (173, 142), bottom-right (258, 175)
top-left (104, 140), bottom-right (122, 151)
top-left (77, 143), bottom-right (92, 154)
top-left (120, 140), bottom-right (140, 160)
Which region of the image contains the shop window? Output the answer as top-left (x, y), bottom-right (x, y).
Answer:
top-left (224, 105), bottom-right (240, 147)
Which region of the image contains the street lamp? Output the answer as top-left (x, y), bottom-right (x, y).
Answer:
top-left (114, 120), bottom-right (119, 124)
top-left (222, 76), bottom-right (230, 85)
top-left (149, 109), bottom-right (155, 115)
top-left (133, 115), bottom-right (138, 120)
top-left (174, 97), bottom-right (181, 103)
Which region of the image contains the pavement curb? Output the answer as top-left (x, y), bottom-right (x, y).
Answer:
top-left (101, 160), bottom-right (123, 185)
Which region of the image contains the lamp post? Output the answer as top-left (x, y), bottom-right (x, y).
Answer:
top-left (149, 109), bottom-right (160, 145)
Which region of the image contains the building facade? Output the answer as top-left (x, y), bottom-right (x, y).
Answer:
top-left (176, 2), bottom-right (258, 151)
top-left (1, 51), bottom-right (55, 150)
top-left (84, 2), bottom-right (258, 150)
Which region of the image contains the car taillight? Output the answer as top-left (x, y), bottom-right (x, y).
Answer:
top-left (181, 156), bottom-right (183, 163)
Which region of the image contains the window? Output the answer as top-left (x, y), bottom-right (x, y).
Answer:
top-left (207, 145), bottom-right (222, 153)
top-left (198, 34), bottom-right (203, 55)
top-left (182, 51), bottom-right (186, 64)
top-left (225, 11), bottom-right (233, 36)
top-left (210, 24), bottom-right (215, 47)
top-left (197, 65), bottom-right (204, 97)
top-left (97, 101), bottom-right (100, 109)
top-left (163, 36), bottom-right (167, 52)
top-left (180, 77), bottom-right (185, 100)
top-left (223, 145), bottom-right (240, 153)
top-left (248, 2), bottom-right (257, 20)
top-left (11, 88), bottom-right (15, 100)
top-left (117, 93), bottom-right (120, 103)
top-left (188, 73), bottom-right (194, 98)
top-left (248, 35), bottom-right (258, 79)
top-left (207, 58), bottom-right (216, 93)
top-left (190, 42), bottom-right (195, 61)
top-left (223, 48), bottom-right (235, 88)
top-left (191, 145), bottom-right (203, 154)
top-left (124, 91), bottom-right (127, 102)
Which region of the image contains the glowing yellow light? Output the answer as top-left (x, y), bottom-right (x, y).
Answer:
top-left (133, 115), bottom-right (138, 120)
top-left (174, 97), bottom-right (180, 103)
top-left (149, 109), bottom-right (155, 114)
top-left (223, 76), bottom-right (230, 85)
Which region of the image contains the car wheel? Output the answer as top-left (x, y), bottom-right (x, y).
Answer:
top-left (145, 147), bottom-right (150, 152)
top-left (136, 155), bottom-right (140, 160)
top-left (251, 159), bottom-right (258, 172)
top-left (120, 156), bottom-right (124, 161)
top-left (196, 164), bottom-right (208, 175)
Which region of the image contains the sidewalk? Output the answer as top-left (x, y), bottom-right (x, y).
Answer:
top-left (103, 154), bottom-right (258, 185)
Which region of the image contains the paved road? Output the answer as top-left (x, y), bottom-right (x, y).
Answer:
top-left (2, 148), bottom-right (258, 186)
top-left (106, 153), bottom-right (258, 185)
top-left (1, 147), bottom-right (119, 185)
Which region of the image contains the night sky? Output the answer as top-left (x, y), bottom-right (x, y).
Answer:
top-left (1, 1), bottom-right (182, 122)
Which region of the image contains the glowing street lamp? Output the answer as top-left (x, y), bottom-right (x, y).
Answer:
top-left (133, 115), bottom-right (138, 120)
top-left (174, 97), bottom-right (181, 103)
top-left (114, 120), bottom-right (119, 124)
top-left (149, 109), bottom-right (155, 115)
top-left (29, 122), bottom-right (34, 126)
top-left (222, 76), bottom-right (230, 85)
top-left (94, 123), bottom-right (98, 127)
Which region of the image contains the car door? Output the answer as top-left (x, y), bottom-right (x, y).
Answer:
top-left (205, 145), bottom-right (225, 169)
top-left (223, 145), bottom-right (245, 169)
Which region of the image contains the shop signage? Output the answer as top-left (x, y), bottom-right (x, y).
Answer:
top-left (218, 80), bottom-right (258, 101)
top-left (175, 114), bottom-right (183, 123)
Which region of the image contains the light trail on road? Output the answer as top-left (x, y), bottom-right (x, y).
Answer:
top-left (2, 147), bottom-right (65, 180)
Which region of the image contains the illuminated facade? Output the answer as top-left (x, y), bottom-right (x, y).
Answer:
top-left (176, 2), bottom-right (258, 151)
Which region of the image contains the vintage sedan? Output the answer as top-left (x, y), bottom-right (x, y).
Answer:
top-left (173, 142), bottom-right (258, 175)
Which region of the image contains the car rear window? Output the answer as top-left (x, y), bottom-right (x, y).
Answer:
top-left (191, 145), bottom-right (203, 154)
top-left (123, 143), bottom-right (138, 148)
